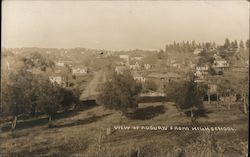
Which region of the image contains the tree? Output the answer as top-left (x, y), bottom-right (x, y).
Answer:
top-left (36, 81), bottom-right (63, 127)
top-left (21, 51), bottom-right (55, 72)
top-left (239, 40), bottom-right (245, 49)
top-left (97, 70), bottom-right (142, 115)
top-left (1, 69), bottom-right (35, 130)
top-left (157, 49), bottom-right (165, 59)
top-left (143, 80), bottom-right (157, 92)
top-left (164, 76), bottom-right (206, 122)
top-left (1, 51), bottom-right (79, 129)
top-left (246, 39), bottom-right (250, 49)
top-left (60, 87), bottom-right (80, 110)
top-left (233, 40), bottom-right (238, 49)
top-left (224, 38), bottom-right (230, 49)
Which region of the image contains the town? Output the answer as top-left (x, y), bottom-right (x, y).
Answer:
top-left (1, 1), bottom-right (249, 156)
top-left (1, 39), bottom-right (249, 156)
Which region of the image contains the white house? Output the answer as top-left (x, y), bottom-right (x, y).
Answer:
top-left (129, 62), bottom-right (140, 70)
top-left (196, 65), bottom-right (209, 71)
top-left (49, 75), bottom-right (68, 86)
top-left (194, 65), bottom-right (209, 81)
top-left (55, 61), bottom-right (65, 67)
top-left (119, 55), bottom-right (129, 60)
top-left (194, 70), bottom-right (204, 80)
top-left (49, 76), bottom-right (63, 84)
top-left (132, 72), bottom-right (146, 83)
top-left (133, 57), bottom-right (143, 61)
top-left (212, 59), bottom-right (229, 69)
top-left (144, 64), bottom-right (152, 70)
top-left (72, 67), bottom-right (88, 75)
top-left (193, 48), bottom-right (202, 55)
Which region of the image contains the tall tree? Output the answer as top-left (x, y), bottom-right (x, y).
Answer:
top-left (1, 67), bottom-right (34, 130)
top-left (224, 38), bottom-right (230, 49)
top-left (164, 76), bottom-right (206, 122)
top-left (36, 81), bottom-right (63, 127)
top-left (97, 70), bottom-right (142, 115)
top-left (239, 40), bottom-right (245, 49)
top-left (246, 39), bottom-right (250, 48)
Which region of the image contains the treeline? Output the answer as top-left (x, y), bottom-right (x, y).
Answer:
top-left (165, 40), bottom-right (216, 53)
top-left (1, 52), bottom-right (80, 129)
top-left (164, 38), bottom-right (250, 54)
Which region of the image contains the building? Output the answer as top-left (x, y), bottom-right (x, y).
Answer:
top-left (129, 61), bottom-right (141, 70)
top-left (49, 65), bottom-right (71, 87)
top-left (49, 74), bottom-right (68, 86)
top-left (132, 71), bottom-right (146, 83)
top-left (133, 57), bottom-right (143, 61)
top-left (212, 58), bottom-right (229, 69)
top-left (194, 70), bottom-right (204, 80)
top-left (194, 65), bottom-right (209, 82)
top-left (193, 48), bottom-right (202, 55)
top-left (115, 66), bottom-right (127, 74)
top-left (144, 64), bottom-right (152, 70)
top-left (55, 61), bottom-right (65, 67)
top-left (119, 55), bottom-right (129, 60)
top-left (196, 65), bottom-right (209, 72)
top-left (72, 66), bottom-right (88, 75)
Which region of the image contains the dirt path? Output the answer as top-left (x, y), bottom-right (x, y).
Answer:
top-left (80, 70), bottom-right (105, 100)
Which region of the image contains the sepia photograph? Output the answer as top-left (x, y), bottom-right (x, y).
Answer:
top-left (1, 0), bottom-right (249, 156)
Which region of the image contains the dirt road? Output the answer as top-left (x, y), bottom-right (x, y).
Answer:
top-left (80, 70), bottom-right (106, 100)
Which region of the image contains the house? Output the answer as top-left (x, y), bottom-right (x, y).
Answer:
top-left (144, 64), bottom-right (152, 70)
top-left (115, 66), bottom-right (127, 74)
top-left (213, 54), bottom-right (222, 60)
top-left (193, 48), bottom-right (202, 55)
top-left (133, 57), bottom-right (143, 61)
top-left (49, 74), bottom-right (68, 86)
top-left (194, 65), bottom-right (209, 82)
top-left (119, 55), bottom-right (129, 60)
top-left (49, 65), bottom-right (71, 86)
top-left (72, 66), bottom-right (88, 75)
top-left (55, 61), bottom-right (65, 67)
top-left (129, 62), bottom-right (141, 70)
top-left (132, 71), bottom-right (146, 83)
top-left (212, 58), bottom-right (229, 69)
top-left (194, 70), bottom-right (204, 80)
top-left (196, 65), bottom-right (209, 72)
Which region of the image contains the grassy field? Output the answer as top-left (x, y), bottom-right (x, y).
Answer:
top-left (0, 102), bottom-right (248, 157)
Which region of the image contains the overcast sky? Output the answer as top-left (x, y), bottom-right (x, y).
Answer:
top-left (2, 1), bottom-right (249, 50)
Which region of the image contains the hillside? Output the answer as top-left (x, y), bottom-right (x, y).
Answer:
top-left (0, 102), bottom-right (248, 156)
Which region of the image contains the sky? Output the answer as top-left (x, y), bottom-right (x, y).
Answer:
top-left (2, 0), bottom-right (249, 50)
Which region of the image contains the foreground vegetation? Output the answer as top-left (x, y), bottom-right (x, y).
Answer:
top-left (0, 102), bottom-right (248, 156)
